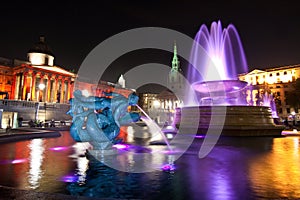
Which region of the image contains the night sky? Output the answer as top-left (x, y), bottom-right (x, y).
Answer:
top-left (1, 1), bottom-right (300, 82)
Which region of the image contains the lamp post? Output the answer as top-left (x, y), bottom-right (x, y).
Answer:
top-left (291, 111), bottom-right (296, 127)
top-left (38, 83), bottom-right (45, 102)
top-left (153, 100), bottom-right (161, 123)
top-left (38, 83), bottom-right (45, 122)
top-left (168, 101), bottom-right (173, 124)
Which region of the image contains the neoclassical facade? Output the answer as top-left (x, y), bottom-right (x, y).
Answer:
top-left (12, 63), bottom-right (75, 103)
top-left (239, 64), bottom-right (300, 119)
top-left (0, 36), bottom-right (76, 103)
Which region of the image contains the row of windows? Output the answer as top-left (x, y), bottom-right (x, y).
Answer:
top-left (269, 85), bottom-right (289, 89)
top-left (269, 71), bottom-right (288, 77)
top-left (244, 70), bottom-right (293, 81)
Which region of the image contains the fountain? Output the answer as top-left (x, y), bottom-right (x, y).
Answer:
top-left (263, 92), bottom-right (279, 119)
top-left (67, 90), bottom-right (141, 152)
top-left (174, 21), bottom-right (285, 136)
top-left (67, 89), bottom-right (175, 173)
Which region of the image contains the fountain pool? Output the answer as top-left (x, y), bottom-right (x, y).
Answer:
top-left (174, 20), bottom-right (284, 136)
top-left (0, 130), bottom-right (299, 199)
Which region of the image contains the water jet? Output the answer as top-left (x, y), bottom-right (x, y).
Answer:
top-left (174, 20), bottom-right (284, 136)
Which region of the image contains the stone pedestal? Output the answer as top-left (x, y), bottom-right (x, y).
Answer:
top-left (174, 106), bottom-right (285, 136)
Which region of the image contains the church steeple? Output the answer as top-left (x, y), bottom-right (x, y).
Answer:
top-left (171, 41), bottom-right (180, 72)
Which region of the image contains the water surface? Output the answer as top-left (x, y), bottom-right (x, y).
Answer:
top-left (0, 130), bottom-right (299, 199)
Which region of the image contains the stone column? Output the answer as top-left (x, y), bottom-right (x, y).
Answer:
top-left (46, 75), bottom-right (51, 102)
top-left (11, 73), bottom-right (17, 100)
top-left (31, 72), bottom-right (37, 101)
top-left (60, 78), bottom-right (65, 103)
top-left (22, 72), bottom-right (28, 100)
top-left (67, 79), bottom-right (72, 101)
top-left (53, 77), bottom-right (59, 103)
top-left (39, 74), bottom-right (45, 102)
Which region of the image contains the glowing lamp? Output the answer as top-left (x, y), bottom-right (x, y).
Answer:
top-left (38, 83), bottom-right (45, 90)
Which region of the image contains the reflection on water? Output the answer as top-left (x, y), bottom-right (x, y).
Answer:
top-left (28, 139), bottom-right (44, 189)
top-left (249, 137), bottom-right (300, 198)
top-left (0, 131), bottom-right (76, 194)
top-left (0, 129), bottom-right (299, 199)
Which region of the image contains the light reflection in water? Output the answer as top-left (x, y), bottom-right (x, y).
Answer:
top-left (27, 139), bottom-right (45, 189)
top-left (212, 171), bottom-right (232, 200)
top-left (249, 137), bottom-right (300, 198)
top-left (70, 143), bottom-right (90, 183)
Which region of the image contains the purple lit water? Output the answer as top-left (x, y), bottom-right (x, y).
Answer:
top-left (263, 92), bottom-right (279, 118)
top-left (188, 20), bottom-right (248, 83)
top-left (185, 21), bottom-right (249, 106)
top-left (0, 131), bottom-right (299, 199)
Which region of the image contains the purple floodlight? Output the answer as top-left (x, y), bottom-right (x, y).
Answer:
top-left (161, 163), bottom-right (176, 171)
top-left (60, 175), bottom-right (78, 183)
top-left (113, 143), bottom-right (130, 150)
top-left (49, 146), bottom-right (69, 151)
top-left (11, 158), bottom-right (28, 164)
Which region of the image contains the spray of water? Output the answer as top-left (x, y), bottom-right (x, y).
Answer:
top-left (136, 105), bottom-right (172, 151)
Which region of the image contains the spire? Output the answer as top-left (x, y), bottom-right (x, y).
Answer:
top-left (172, 41), bottom-right (179, 71)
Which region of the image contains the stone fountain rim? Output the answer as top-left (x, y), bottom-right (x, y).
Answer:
top-left (191, 79), bottom-right (248, 94)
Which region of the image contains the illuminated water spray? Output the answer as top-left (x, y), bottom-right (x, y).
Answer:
top-left (186, 20), bottom-right (249, 106)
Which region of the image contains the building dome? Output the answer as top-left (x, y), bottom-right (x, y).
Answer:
top-left (27, 36), bottom-right (54, 56)
top-left (27, 36), bottom-right (55, 66)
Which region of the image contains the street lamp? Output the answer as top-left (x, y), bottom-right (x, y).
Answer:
top-left (153, 100), bottom-right (160, 109)
top-left (153, 100), bottom-right (160, 123)
top-left (38, 83), bottom-right (45, 102)
top-left (168, 101), bottom-right (173, 124)
top-left (291, 111), bottom-right (296, 127)
top-left (38, 83), bottom-right (46, 123)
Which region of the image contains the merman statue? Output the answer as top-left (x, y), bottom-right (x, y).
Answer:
top-left (67, 90), bottom-right (140, 150)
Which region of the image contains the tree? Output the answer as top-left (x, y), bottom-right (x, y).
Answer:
top-left (285, 78), bottom-right (300, 112)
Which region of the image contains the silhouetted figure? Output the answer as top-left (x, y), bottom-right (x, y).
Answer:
top-left (50, 119), bottom-right (55, 127)
top-left (29, 120), bottom-right (35, 127)
top-left (283, 118), bottom-right (290, 129)
top-left (17, 117), bottom-right (23, 127)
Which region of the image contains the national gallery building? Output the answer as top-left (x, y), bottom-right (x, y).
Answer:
top-left (0, 36), bottom-right (135, 128)
top-left (0, 36), bottom-right (76, 103)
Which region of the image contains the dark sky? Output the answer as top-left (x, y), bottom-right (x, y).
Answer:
top-left (1, 1), bottom-right (300, 79)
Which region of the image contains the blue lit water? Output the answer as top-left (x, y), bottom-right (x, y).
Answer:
top-left (0, 129), bottom-right (299, 199)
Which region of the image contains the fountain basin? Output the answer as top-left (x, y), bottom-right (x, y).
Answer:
top-left (174, 106), bottom-right (285, 136)
top-left (192, 80), bottom-right (248, 94)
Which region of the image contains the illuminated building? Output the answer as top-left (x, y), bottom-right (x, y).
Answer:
top-left (0, 36), bottom-right (76, 103)
top-left (138, 42), bottom-right (183, 124)
top-left (239, 64), bottom-right (300, 119)
top-left (0, 37), bottom-right (136, 128)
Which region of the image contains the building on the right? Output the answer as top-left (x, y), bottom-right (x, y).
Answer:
top-left (238, 64), bottom-right (300, 121)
